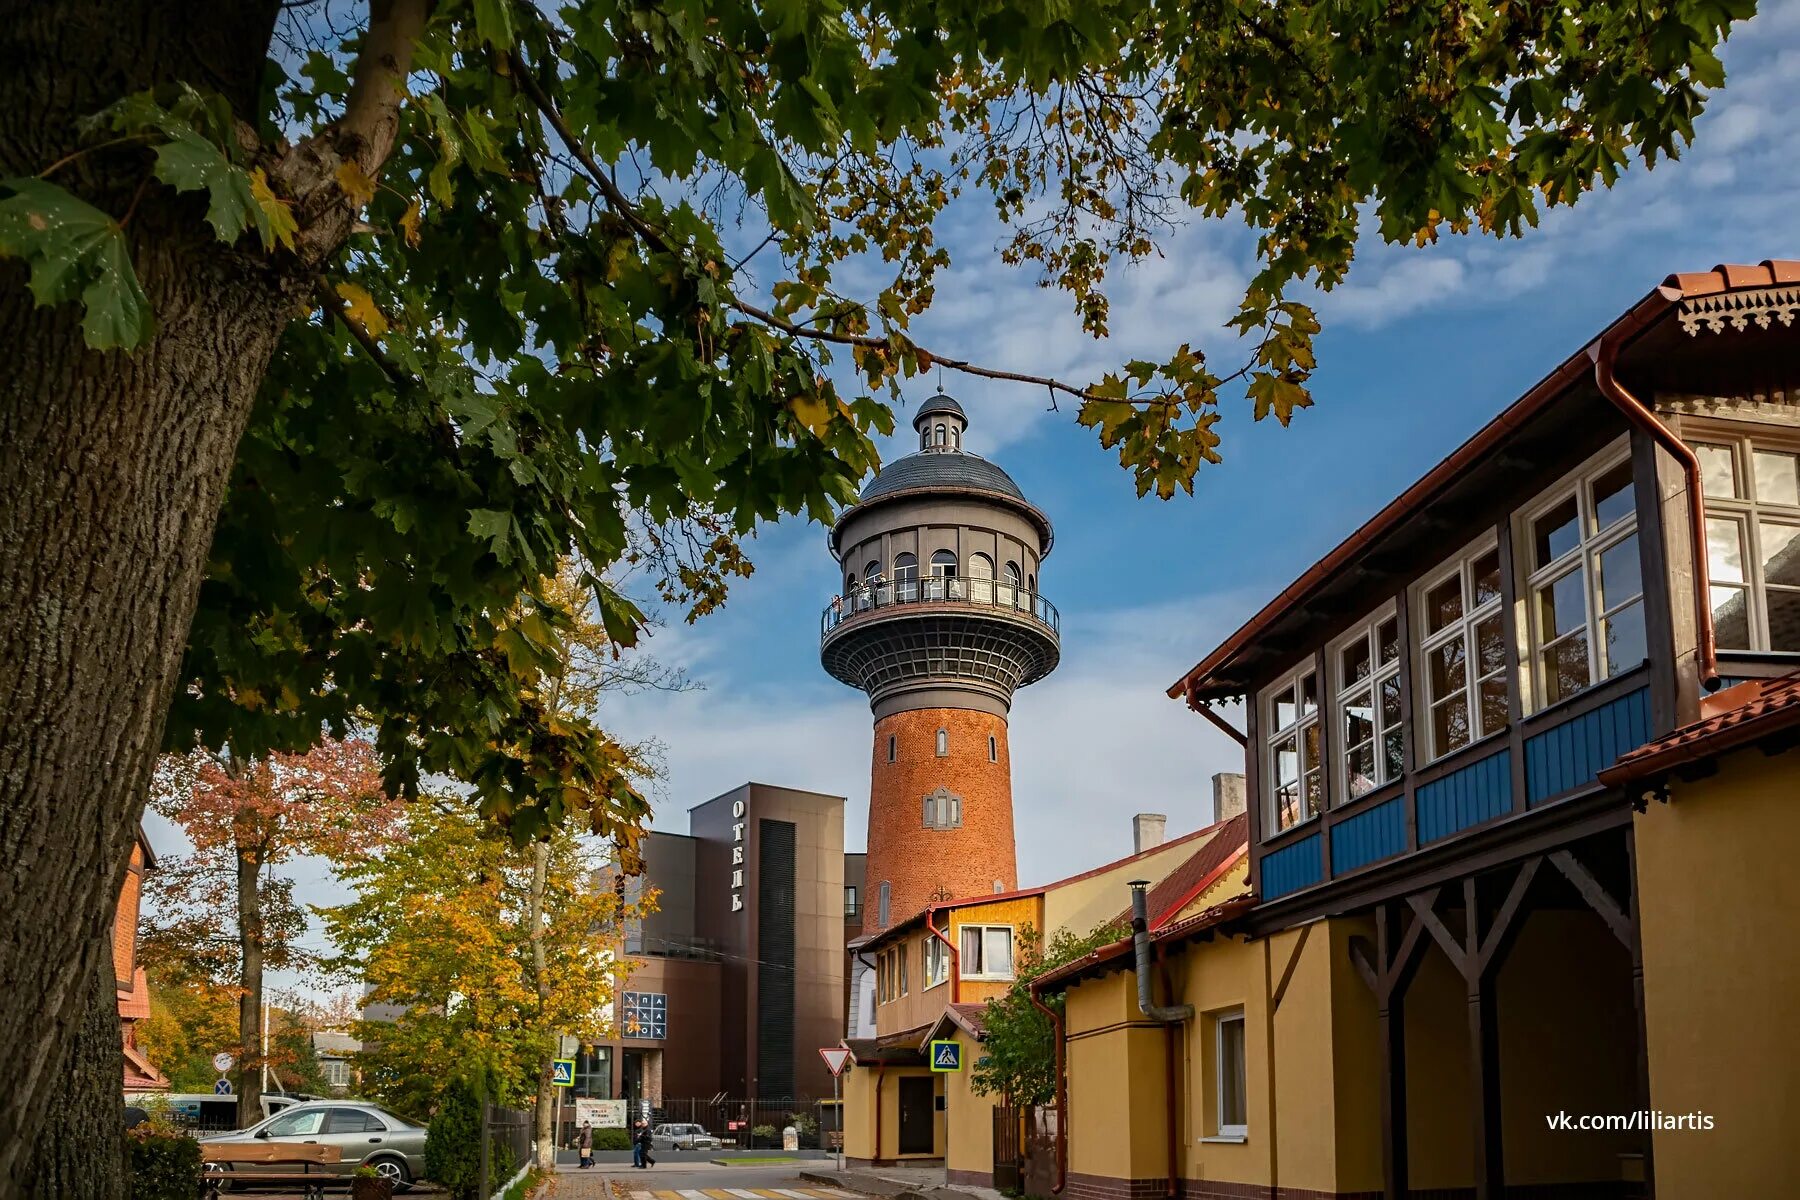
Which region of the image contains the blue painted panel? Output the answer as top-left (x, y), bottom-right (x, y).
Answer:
top-left (1417, 748), bottom-right (1512, 845)
top-left (1524, 686), bottom-right (1653, 806)
top-left (1331, 797), bottom-right (1407, 875)
top-left (1261, 833), bottom-right (1323, 900)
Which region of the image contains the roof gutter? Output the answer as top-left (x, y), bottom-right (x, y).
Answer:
top-left (1168, 284), bottom-right (1681, 706)
top-left (1589, 339), bottom-right (1721, 693)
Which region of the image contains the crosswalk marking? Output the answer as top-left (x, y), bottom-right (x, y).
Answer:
top-left (679, 1190), bottom-right (712, 1200)
top-left (772, 1189), bottom-right (818, 1198)
top-left (724, 1190), bottom-right (764, 1199)
top-left (700, 1190), bottom-right (739, 1199)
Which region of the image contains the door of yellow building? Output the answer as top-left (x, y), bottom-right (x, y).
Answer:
top-left (898, 1077), bottom-right (935, 1154)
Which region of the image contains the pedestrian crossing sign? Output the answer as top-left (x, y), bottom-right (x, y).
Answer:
top-left (552, 1058), bottom-right (575, 1087)
top-left (929, 1039), bottom-right (961, 1072)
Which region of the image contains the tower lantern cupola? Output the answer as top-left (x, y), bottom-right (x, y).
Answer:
top-left (820, 393), bottom-right (1060, 934)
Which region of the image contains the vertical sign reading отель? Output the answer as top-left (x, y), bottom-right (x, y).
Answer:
top-left (731, 797), bottom-right (746, 912)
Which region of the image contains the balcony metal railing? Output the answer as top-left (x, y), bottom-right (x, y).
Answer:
top-left (821, 576), bottom-right (1060, 638)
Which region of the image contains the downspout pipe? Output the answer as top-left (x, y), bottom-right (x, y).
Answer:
top-left (1130, 882), bottom-right (1194, 1022)
top-left (873, 1062), bottom-right (886, 1164)
top-left (1026, 982), bottom-right (1067, 1195)
top-left (1591, 340), bottom-right (1721, 691)
top-left (1130, 881), bottom-right (1191, 1200)
top-left (926, 904), bottom-right (961, 1004)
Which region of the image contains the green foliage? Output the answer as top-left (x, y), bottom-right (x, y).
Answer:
top-left (126, 1127), bottom-right (202, 1200)
top-left (594, 1127), bottom-right (632, 1151)
top-left (972, 919), bottom-right (1130, 1106)
top-left (0, 0), bottom-right (1756, 848)
top-left (423, 1073), bottom-right (486, 1200)
top-left (0, 177), bottom-right (150, 349)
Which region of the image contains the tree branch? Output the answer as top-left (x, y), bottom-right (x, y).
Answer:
top-left (340, 0), bottom-right (433, 175)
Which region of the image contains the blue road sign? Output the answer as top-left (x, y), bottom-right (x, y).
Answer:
top-left (552, 1059), bottom-right (575, 1087)
top-left (929, 1040), bottom-right (962, 1072)
top-left (213, 1079), bottom-right (233, 1095)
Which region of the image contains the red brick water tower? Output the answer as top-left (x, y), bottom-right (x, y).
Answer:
top-left (820, 394), bottom-right (1060, 934)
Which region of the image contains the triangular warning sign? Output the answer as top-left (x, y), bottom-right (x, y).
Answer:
top-left (819, 1046), bottom-right (852, 1076)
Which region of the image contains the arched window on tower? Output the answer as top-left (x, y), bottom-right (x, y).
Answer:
top-left (934, 422), bottom-right (947, 447)
top-left (894, 551), bottom-right (918, 601)
top-left (988, 734), bottom-right (998, 762)
top-left (967, 553), bottom-right (994, 603)
top-left (950, 425), bottom-right (960, 449)
top-left (1002, 560), bottom-right (1022, 608)
top-left (928, 549), bottom-right (957, 600)
top-left (923, 786), bottom-right (962, 830)
top-left (864, 559), bottom-right (884, 608)
top-left (936, 727), bottom-right (949, 757)
top-left (878, 881), bottom-right (890, 929)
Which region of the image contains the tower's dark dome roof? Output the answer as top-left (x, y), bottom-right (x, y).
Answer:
top-left (913, 392), bottom-right (966, 426)
top-left (859, 450), bottom-right (1025, 503)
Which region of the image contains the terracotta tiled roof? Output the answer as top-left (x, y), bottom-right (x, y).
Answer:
top-left (846, 1021), bottom-right (935, 1065)
top-left (116, 967), bottom-right (151, 1021)
top-left (1599, 672), bottom-right (1800, 788)
top-left (1170, 260), bottom-right (1800, 706)
top-left (1112, 811), bottom-right (1249, 930)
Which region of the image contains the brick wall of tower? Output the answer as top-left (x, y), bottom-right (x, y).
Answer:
top-left (863, 707), bottom-right (1018, 933)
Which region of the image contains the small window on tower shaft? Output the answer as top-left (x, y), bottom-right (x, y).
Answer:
top-left (988, 735), bottom-right (997, 762)
top-left (878, 882), bottom-right (891, 928)
top-left (936, 728), bottom-right (948, 757)
top-left (888, 734), bottom-right (897, 763)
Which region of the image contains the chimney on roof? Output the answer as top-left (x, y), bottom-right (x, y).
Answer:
top-left (1132, 813), bottom-right (1167, 855)
top-left (1213, 773), bottom-right (1247, 824)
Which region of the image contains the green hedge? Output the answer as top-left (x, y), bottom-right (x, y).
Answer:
top-left (593, 1128), bottom-right (632, 1151)
top-left (127, 1130), bottom-right (201, 1200)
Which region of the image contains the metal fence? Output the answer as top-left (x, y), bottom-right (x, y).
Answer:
top-left (480, 1101), bottom-right (533, 1200)
top-left (555, 1097), bottom-right (839, 1151)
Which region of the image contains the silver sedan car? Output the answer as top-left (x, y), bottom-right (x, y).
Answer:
top-left (201, 1101), bottom-right (426, 1189)
top-left (651, 1122), bottom-right (722, 1150)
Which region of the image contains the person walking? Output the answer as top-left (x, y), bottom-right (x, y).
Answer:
top-left (634, 1120), bottom-right (657, 1169)
top-left (577, 1120), bottom-right (593, 1169)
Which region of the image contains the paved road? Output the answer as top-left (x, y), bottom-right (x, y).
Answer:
top-left (561, 1162), bottom-right (860, 1200)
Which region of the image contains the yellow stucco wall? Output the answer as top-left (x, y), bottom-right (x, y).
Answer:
top-left (1043, 829), bottom-right (1225, 936)
top-left (842, 1062), bottom-right (944, 1162)
top-left (1637, 745), bottom-right (1800, 1197)
top-left (940, 1027), bottom-right (999, 1180)
top-left (1065, 973), bottom-right (1177, 1181)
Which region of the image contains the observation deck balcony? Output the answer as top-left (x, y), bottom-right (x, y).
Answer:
top-left (821, 578), bottom-right (1060, 640)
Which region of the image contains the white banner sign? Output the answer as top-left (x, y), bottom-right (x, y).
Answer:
top-left (576, 1098), bottom-right (628, 1129)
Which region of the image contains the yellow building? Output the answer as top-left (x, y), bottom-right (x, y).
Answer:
top-left (840, 805), bottom-right (1249, 1182)
top-left (1036, 261), bottom-right (1800, 1200)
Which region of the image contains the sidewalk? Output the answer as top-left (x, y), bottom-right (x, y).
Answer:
top-left (798, 1165), bottom-right (1003, 1200)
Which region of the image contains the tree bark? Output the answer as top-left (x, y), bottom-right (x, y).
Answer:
top-left (237, 845), bottom-right (266, 1129)
top-left (23, 955), bottom-right (129, 1200)
top-left (0, 5), bottom-right (288, 1193)
top-left (530, 842), bottom-right (558, 1170)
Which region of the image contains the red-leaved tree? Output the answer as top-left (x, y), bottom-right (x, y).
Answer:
top-left (144, 740), bottom-right (401, 1126)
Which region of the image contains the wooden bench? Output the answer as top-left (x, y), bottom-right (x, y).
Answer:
top-left (200, 1142), bottom-right (342, 1199)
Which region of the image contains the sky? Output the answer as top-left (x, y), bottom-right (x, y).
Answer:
top-left (146, 0), bottom-right (1800, 996)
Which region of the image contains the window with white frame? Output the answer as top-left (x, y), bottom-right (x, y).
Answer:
top-left (959, 925), bottom-right (1015, 979)
top-left (923, 935), bottom-right (950, 988)
top-left (1262, 664), bottom-right (1321, 835)
top-left (1693, 434), bottom-right (1800, 652)
top-left (1334, 610), bottom-right (1403, 800)
top-left (897, 943), bottom-right (908, 995)
top-left (1416, 538), bottom-right (1507, 760)
top-left (1522, 449), bottom-right (1645, 709)
top-left (878, 881), bottom-right (890, 929)
top-left (936, 727), bottom-right (949, 757)
top-left (1215, 1009), bottom-right (1247, 1138)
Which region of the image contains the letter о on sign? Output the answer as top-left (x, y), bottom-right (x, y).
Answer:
top-left (929, 1040), bottom-right (962, 1072)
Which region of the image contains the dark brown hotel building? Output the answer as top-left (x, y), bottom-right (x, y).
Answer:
top-left (569, 782), bottom-right (856, 1106)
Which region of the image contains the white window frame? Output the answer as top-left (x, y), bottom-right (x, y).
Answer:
top-left (1330, 605), bottom-right (1404, 802)
top-left (1412, 533), bottom-right (1507, 762)
top-left (935, 728), bottom-right (949, 757)
top-left (1259, 661), bottom-right (1321, 837)
top-left (1518, 441), bottom-right (1644, 712)
top-left (958, 924), bottom-right (1016, 981)
top-left (1215, 1008), bottom-right (1248, 1139)
top-left (923, 788), bottom-right (962, 830)
top-left (923, 936), bottom-right (950, 990)
top-left (897, 942), bottom-right (908, 996)
top-left (1690, 429), bottom-right (1800, 654)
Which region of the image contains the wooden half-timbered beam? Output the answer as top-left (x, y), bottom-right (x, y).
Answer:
top-left (1550, 848), bottom-right (1634, 949)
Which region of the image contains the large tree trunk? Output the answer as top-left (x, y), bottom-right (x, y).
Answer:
top-left (0, 5), bottom-right (288, 1193)
top-left (237, 848), bottom-right (266, 1128)
top-left (530, 842), bottom-right (558, 1170)
top-left (23, 956), bottom-right (129, 1200)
